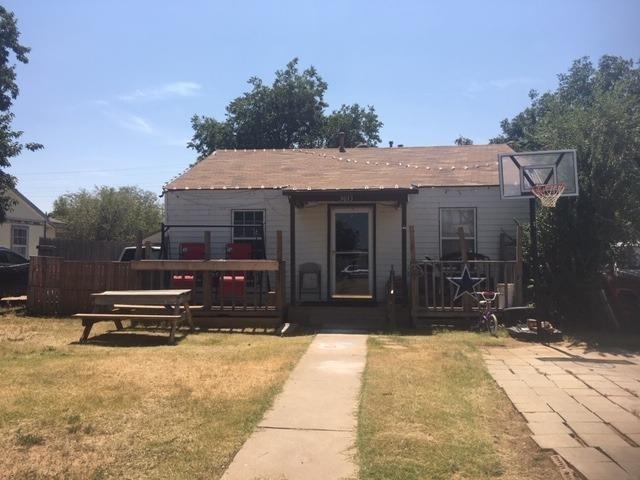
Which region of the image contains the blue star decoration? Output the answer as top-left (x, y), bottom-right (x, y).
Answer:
top-left (447, 265), bottom-right (485, 301)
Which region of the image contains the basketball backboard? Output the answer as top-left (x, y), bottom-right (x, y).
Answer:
top-left (498, 150), bottom-right (578, 199)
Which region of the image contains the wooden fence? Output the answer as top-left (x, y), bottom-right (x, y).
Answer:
top-left (37, 238), bottom-right (131, 261)
top-left (27, 257), bottom-right (136, 315)
top-left (27, 231), bottom-right (286, 325)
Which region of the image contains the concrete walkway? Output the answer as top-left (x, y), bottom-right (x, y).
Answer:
top-left (484, 343), bottom-right (640, 480)
top-left (222, 334), bottom-right (367, 480)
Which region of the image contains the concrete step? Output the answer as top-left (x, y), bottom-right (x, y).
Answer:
top-left (288, 305), bottom-right (388, 328)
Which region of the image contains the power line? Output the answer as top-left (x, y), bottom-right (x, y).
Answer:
top-left (11, 164), bottom-right (190, 176)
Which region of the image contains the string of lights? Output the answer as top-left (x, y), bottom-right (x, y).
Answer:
top-left (162, 147), bottom-right (501, 192)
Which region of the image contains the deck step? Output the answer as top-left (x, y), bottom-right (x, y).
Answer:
top-left (288, 305), bottom-right (389, 328)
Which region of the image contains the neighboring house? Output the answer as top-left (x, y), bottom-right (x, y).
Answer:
top-left (0, 189), bottom-right (56, 257)
top-left (163, 144), bottom-right (529, 303)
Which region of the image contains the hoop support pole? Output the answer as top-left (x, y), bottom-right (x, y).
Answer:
top-left (529, 198), bottom-right (543, 340)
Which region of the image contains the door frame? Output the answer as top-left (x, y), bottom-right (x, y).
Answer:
top-left (327, 204), bottom-right (377, 302)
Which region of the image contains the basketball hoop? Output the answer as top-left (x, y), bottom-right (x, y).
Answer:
top-left (531, 183), bottom-right (566, 208)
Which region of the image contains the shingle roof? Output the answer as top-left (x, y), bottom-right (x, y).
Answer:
top-left (164, 144), bottom-right (515, 191)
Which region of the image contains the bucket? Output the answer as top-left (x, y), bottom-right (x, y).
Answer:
top-left (497, 283), bottom-right (514, 309)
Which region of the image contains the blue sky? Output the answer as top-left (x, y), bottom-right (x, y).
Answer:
top-left (5, 0), bottom-right (640, 211)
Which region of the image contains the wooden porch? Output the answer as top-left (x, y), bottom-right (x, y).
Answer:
top-left (408, 225), bottom-right (525, 324)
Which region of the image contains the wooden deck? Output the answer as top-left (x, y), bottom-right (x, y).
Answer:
top-left (410, 259), bottom-right (522, 323)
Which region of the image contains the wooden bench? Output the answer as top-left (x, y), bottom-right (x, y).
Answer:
top-left (72, 313), bottom-right (186, 344)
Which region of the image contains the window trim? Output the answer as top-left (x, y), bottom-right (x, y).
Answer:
top-left (11, 225), bottom-right (29, 258)
top-left (231, 209), bottom-right (266, 242)
top-left (439, 207), bottom-right (477, 258)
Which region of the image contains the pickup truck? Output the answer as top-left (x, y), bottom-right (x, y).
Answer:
top-left (604, 245), bottom-right (640, 329)
top-left (118, 246), bottom-right (161, 262)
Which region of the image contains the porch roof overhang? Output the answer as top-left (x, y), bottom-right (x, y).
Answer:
top-left (283, 187), bottom-right (418, 206)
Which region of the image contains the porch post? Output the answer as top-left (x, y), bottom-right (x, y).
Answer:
top-left (289, 198), bottom-right (296, 306)
top-left (401, 197), bottom-right (407, 302)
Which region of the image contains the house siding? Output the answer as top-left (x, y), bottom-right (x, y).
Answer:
top-left (407, 186), bottom-right (529, 261)
top-left (164, 189), bottom-right (291, 297)
top-left (164, 185), bottom-right (528, 303)
top-left (0, 190), bottom-right (54, 257)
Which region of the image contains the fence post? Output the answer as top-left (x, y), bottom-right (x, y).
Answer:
top-left (203, 231), bottom-right (212, 310)
top-left (26, 257), bottom-right (39, 314)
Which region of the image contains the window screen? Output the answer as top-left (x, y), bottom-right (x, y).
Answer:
top-left (232, 210), bottom-right (265, 258)
top-left (440, 208), bottom-right (476, 258)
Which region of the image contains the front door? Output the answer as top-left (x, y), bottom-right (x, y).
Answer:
top-left (330, 206), bottom-right (374, 299)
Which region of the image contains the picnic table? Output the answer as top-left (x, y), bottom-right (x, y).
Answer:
top-left (73, 289), bottom-right (194, 345)
top-left (0, 295), bottom-right (27, 308)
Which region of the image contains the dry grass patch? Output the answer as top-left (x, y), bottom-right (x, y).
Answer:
top-left (0, 314), bottom-right (312, 479)
top-left (358, 331), bottom-right (564, 480)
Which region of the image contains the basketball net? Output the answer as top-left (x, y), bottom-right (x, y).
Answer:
top-left (531, 183), bottom-right (566, 208)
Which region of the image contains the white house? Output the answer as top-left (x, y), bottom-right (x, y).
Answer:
top-left (0, 189), bottom-right (56, 258)
top-left (162, 144), bottom-right (529, 308)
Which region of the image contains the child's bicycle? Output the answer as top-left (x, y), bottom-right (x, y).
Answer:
top-left (472, 291), bottom-right (500, 336)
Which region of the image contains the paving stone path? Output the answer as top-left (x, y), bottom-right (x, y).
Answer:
top-left (222, 334), bottom-right (367, 480)
top-left (484, 342), bottom-right (640, 480)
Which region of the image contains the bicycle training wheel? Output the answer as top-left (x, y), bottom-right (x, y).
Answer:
top-left (487, 314), bottom-right (498, 336)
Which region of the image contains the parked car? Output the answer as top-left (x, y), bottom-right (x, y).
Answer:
top-left (118, 245), bottom-right (162, 262)
top-left (604, 244), bottom-right (640, 328)
top-left (0, 247), bottom-right (29, 297)
top-left (0, 246), bottom-right (29, 266)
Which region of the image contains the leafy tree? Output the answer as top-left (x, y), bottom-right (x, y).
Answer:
top-left (454, 136), bottom-right (473, 146)
top-left (52, 186), bottom-right (163, 241)
top-left (187, 116), bottom-right (235, 159)
top-left (492, 56), bottom-right (640, 327)
top-left (188, 58), bottom-right (383, 158)
top-left (323, 104), bottom-right (382, 147)
top-left (0, 6), bottom-right (42, 222)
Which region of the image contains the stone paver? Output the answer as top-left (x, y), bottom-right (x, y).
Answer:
top-left (581, 433), bottom-right (631, 447)
top-left (610, 395), bottom-right (640, 414)
top-left (561, 458), bottom-right (632, 480)
top-left (485, 342), bottom-right (640, 480)
top-left (569, 422), bottom-right (617, 435)
top-left (222, 334), bottom-right (367, 480)
top-left (555, 446), bottom-right (611, 464)
top-left (531, 434), bottom-right (581, 448)
top-left (527, 422), bottom-right (572, 435)
top-left (514, 402), bottom-right (552, 413)
top-left (523, 411), bottom-right (565, 423)
top-left (601, 446), bottom-right (640, 478)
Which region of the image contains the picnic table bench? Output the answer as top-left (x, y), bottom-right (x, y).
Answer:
top-left (73, 289), bottom-right (194, 345)
top-left (1, 295), bottom-right (27, 308)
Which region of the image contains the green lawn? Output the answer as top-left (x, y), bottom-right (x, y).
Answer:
top-left (357, 331), bottom-right (564, 480)
top-left (0, 314), bottom-right (312, 479)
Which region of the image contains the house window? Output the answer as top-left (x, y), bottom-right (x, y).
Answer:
top-left (11, 225), bottom-right (29, 258)
top-left (232, 210), bottom-right (265, 258)
top-left (439, 208), bottom-right (476, 258)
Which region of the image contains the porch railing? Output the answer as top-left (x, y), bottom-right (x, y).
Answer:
top-left (410, 259), bottom-right (522, 318)
top-left (131, 258), bottom-right (284, 319)
top-left (385, 266), bottom-right (397, 328)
